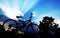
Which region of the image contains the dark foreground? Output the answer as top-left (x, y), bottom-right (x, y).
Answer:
top-left (0, 25), bottom-right (39, 38)
top-left (0, 16), bottom-right (60, 38)
top-left (0, 27), bottom-right (60, 38)
top-left (1, 25), bottom-right (60, 38)
top-left (0, 30), bottom-right (39, 38)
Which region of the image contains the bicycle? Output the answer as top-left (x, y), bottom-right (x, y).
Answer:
top-left (2, 13), bottom-right (39, 33)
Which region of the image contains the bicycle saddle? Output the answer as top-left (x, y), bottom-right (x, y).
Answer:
top-left (16, 16), bottom-right (22, 18)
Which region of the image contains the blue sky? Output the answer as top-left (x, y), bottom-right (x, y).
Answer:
top-left (0, 0), bottom-right (60, 25)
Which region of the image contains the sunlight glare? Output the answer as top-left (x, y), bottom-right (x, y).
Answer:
top-left (0, 3), bottom-right (23, 20)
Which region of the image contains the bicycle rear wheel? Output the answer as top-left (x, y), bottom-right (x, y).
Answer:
top-left (3, 19), bottom-right (18, 31)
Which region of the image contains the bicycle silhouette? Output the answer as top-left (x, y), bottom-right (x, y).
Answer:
top-left (3, 13), bottom-right (38, 33)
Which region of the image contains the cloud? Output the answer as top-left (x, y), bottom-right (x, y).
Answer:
top-left (54, 20), bottom-right (60, 27)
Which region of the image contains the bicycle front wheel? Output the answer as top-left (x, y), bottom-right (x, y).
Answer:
top-left (25, 22), bottom-right (39, 33)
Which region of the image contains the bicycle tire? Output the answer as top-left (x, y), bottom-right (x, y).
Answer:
top-left (3, 19), bottom-right (18, 30)
top-left (25, 22), bottom-right (39, 33)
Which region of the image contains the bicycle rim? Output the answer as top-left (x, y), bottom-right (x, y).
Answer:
top-left (3, 19), bottom-right (18, 31)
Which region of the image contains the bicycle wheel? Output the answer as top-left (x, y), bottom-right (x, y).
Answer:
top-left (25, 22), bottom-right (39, 33)
top-left (3, 19), bottom-right (18, 31)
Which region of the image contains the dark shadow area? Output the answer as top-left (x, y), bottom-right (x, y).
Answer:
top-left (0, 14), bottom-right (60, 38)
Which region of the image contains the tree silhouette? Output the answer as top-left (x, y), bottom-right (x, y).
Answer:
top-left (38, 16), bottom-right (59, 38)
